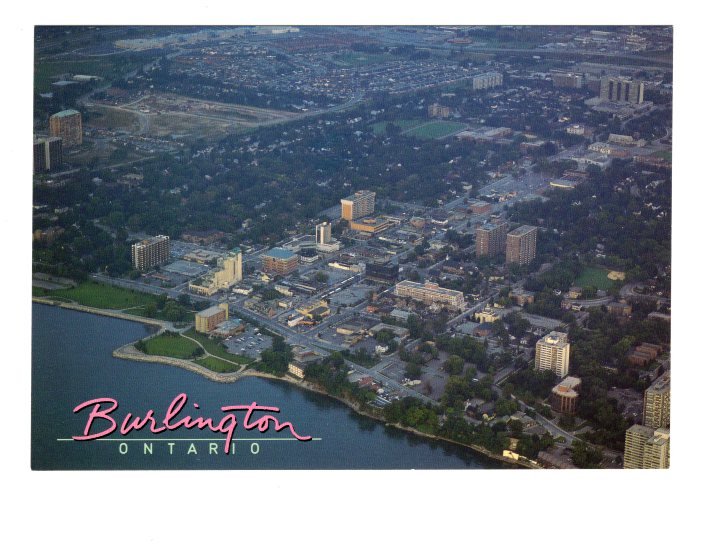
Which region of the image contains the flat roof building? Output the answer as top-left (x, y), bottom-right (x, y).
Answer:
top-left (33, 137), bottom-right (63, 174)
top-left (624, 425), bottom-right (670, 469)
top-left (49, 109), bottom-right (82, 147)
top-left (535, 331), bottom-right (570, 378)
top-left (600, 76), bottom-right (644, 105)
top-left (341, 190), bottom-right (376, 221)
top-left (261, 247), bottom-right (299, 276)
top-left (131, 235), bottom-right (170, 271)
top-left (315, 222), bottom-right (332, 245)
top-left (190, 250), bottom-right (243, 296)
top-left (506, 225), bottom-right (538, 265)
top-left (195, 303), bottom-right (229, 334)
top-left (476, 222), bottom-right (507, 257)
top-left (643, 373), bottom-right (670, 429)
top-left (395, 280), bottom-right (465, 310)
top-left (551, 376), bottom-right (582, 415)
top-left (473, 72), bottom-right (503, 90)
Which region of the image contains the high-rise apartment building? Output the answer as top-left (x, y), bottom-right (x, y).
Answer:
top-left (131, 235), bottom-right (170, 271)
top-left (316, 222), bottom-right (332, 245)
top-left (624, 425), bottom-right (670, 469)
top-left (341, 190), bottom-right (376, 221)
top-left (599, 76), bottom-right (644, 104)
top-left (472, 72), bottom-right (503, 90)
top-left (643, 374), bottom-right (671, 429)
top-left (535, 331), bottom-right (570, 378)
top-left (506, 225), bottom-right (538, 265)
top-left (33, 137), bottom-right (63, 173)
top-left (49, 109), bottom-right (83, 147)
top-left (476, 222), bottom-right (507, 257)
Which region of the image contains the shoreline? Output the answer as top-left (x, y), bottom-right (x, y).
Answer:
top-left (34, 298), bottom-right (533, 469)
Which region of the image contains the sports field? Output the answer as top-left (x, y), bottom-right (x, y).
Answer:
top-left (574, 267), bottom-right (620, 291)
top-left (371, 119), bottom-right (466, 139)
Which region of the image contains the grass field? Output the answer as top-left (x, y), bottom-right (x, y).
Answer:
top-left (403, 121), bottom-right (467, 139)
top-left (36, 281), bottom-right (158, 310)
top-left (574, 267), bottom-right (620, 291)
top-left (144, 333), bottom-right (199, 359)
top-left (331, 52), bottom-right (396, 67)
top-left (371, 119), bottom-right (425, 134)
top-left (184, 330), bottom-right (253, 366)
top-left (193, 355), bottom-right (239, 373)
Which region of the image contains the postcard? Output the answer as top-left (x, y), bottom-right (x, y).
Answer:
top-left (32, 24), bottom-right (672, 470)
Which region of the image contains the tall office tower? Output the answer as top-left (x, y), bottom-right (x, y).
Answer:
top-left (475, 222), bottom-right (507, 257)
top-left (131, 235), bottom-right (170, 271)
top-left (341, 190), bottom-right (376, 221)
top-left (33, 140), bottom-right (46, 174)
top-left (49, 109), bottom-right (83, 146)
top-left (316, 222), bottom-right (332, 244)
top-left (216, 250), bottom-right (243, 287)
top-left (535, 331), bottom-right (570, 378)
top-left (506, 225), bottom-right (538, 265)
top-left (472, 72), bottom-right (503, 90)
top-left (599, 76), bottom-right (644, 104)
top-left (643, 374), bottom-right (671, 429)
top-left (33, 137), bottom-right (63, 173)
top-left (624, 425), bottom-right (670, 469)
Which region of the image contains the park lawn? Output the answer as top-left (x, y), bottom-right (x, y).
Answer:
top-left (331, 52), bottom-right (396, 67)
top-left (403, 121), bottom-right (467, 139)
top-left (193, 355), bottom-right (239, 373)
top-left (144, 332), bottom-right (199, 359)
top-left (184, 330), bottom-right (253, 366)
top-left (652, 150), bottom-right (672, 161)
top-left (574, 267), bottom-right (619, 291)
top-left (39, 281), bottom-right (158, 310)
top-left (371, 119), bottom-right (425, 135)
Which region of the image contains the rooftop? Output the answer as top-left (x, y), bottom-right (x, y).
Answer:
top-left (51, 109), bottom-right (81, 118)
top-left (263, 247), bottom-right (296, 260)
top-left (507, 225), bottom-right (537, 237)
top-left (197, 304), bottom-right (227, 318)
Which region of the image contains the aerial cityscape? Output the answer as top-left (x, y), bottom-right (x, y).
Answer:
top-left (32, 25), bottom-right (672, 470)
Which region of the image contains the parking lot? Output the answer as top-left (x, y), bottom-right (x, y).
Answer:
top-left (223, 330), bottom-right (274, 359)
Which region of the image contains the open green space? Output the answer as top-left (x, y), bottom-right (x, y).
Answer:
top-left (184, 329), bottom-right (253, 366)
top-left (652, 150), bottom-right (672, 161)
top-left (193, 355), bottom-right (239, 373)
top-left (403, 121), bottom-right (467, 139)
top-left (574, 267), bottom-right (619, 291)
top-left (371, 119), bottom-right (425, 135)
top-left (330, 52), bottom-right (396, 67)
top-left (35, 281), bottom-right (158, 309)
top-left (143, 332), bottom-right (199, 359)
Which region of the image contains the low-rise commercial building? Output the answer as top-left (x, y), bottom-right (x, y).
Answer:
top-left (395, 280), bottom-right (465, 310)
top-left (195, 303), bottom-right (229, 334)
